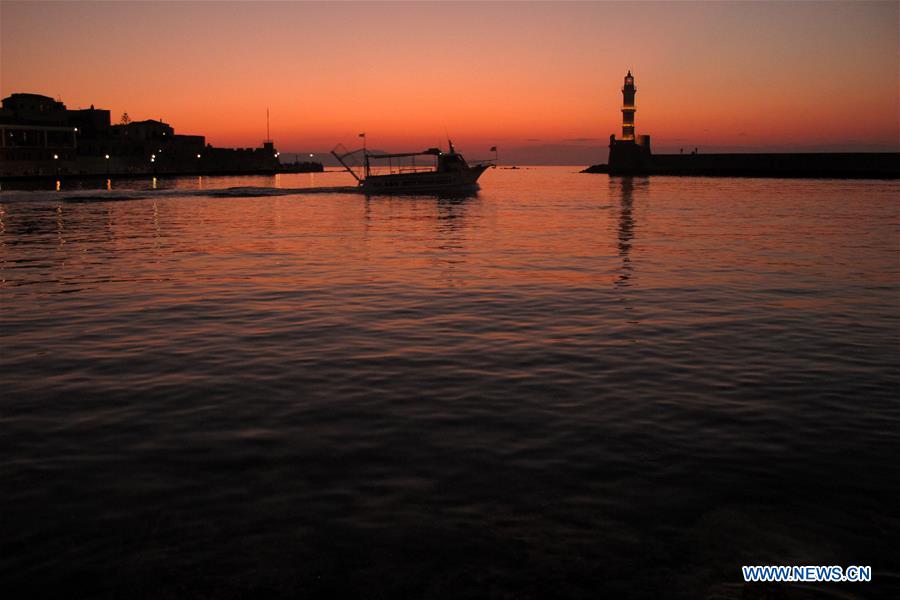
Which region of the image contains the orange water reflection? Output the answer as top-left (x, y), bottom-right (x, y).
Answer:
top-left (2, 169), bottom-right (897, 318)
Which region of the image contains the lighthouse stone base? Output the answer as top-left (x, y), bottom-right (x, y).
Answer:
top-left (608, 135), bottom-right (652, 175)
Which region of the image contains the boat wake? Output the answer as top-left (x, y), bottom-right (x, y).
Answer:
top-left (0, 185), bottom-right (362, 204)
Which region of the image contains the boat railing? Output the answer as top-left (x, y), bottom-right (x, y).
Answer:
top-left (366, 165), bottom-right (437, 176)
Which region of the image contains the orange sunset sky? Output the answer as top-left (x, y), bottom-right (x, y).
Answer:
top-left (1, 1), bottom-right (898, 163)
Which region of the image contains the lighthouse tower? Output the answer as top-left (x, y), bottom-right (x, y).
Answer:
top-left (622, 70), bottom-right (636, 140)
top-left (607, 70), bottom-right (651, 174)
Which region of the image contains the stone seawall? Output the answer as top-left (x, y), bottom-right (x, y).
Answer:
top-left (584, 152), bottom-right (900, 179)
top-left (650, 153), bottom-right (899, 178)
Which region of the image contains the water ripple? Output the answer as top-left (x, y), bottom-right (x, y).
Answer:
top-left (1, 170), bottom-right (898, 599)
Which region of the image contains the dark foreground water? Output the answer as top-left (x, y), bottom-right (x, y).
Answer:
top-left (2, 169), bottom-right (898, 599)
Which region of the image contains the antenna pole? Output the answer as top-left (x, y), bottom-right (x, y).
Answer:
top-left (362, 133), bottom-right (368, 179)
top-left (266, 108), bottom-right (270, 142)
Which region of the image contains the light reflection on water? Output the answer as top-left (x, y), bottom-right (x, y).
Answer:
top-left (1, 168), bottom-right (898, 598)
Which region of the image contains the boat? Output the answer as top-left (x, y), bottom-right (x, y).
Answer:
top-left (332, 140), bottom-right (492, 195)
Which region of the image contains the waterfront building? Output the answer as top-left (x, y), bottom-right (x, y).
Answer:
top-left (0, 94), bottom-right (78, 164)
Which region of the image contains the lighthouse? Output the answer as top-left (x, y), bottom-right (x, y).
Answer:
top-left (607, 70), bottom-right (652, 174)
top-left (622, 70), bottom-right (636, 140)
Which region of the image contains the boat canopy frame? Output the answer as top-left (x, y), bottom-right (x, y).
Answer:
top-left (366, 148), bottom-right (442, 160)
top-left (332, 145), bottom-right (446, 182)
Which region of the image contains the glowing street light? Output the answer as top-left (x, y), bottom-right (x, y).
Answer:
top-left (105, 154), bottom-right (110, 159)
top-left (196, 153), bottom-right (201, 159)
top-left (53, 154), bottom-right (59, 160)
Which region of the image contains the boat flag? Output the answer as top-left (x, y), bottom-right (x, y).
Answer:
top-left (490, 146), bottom-right (497, 152)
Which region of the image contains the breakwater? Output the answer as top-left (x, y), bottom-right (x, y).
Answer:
top-left (584, 152), bottom-right (900, 178)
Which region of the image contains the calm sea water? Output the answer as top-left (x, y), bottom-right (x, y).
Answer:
top-left (1, 168), bottom-right (898, 599)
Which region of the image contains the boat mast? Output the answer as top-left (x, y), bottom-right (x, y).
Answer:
top-left (361, 132), bottom-right (369, 179)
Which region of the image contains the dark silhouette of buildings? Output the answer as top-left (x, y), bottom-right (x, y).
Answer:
top-left (588, 72), bottom-right (899, 178)
top-left (0, 93), bottom-right (297, 179)
top-left (0, 94), bottom-right (79, 164)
